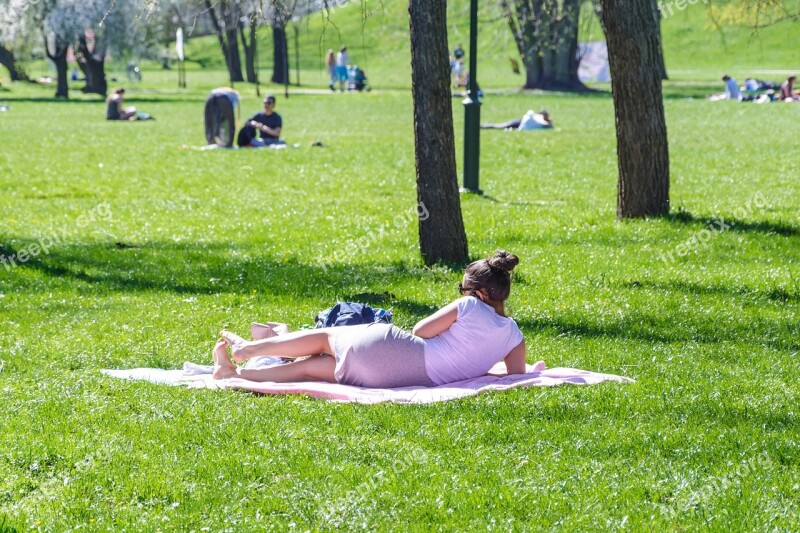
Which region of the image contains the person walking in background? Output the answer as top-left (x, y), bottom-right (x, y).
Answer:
top-left (335, 45), bottom-right (350, 92)
top-left (325, 49), bottom-right (337, 91)
top-left (204, 87), bottom-right (239, 148)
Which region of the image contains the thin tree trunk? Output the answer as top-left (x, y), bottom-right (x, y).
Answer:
top-left (0, 45), bottom-right (30, 82)
top-left (271, 24), bottom-right (288, 84)
top-left (241, 19), bottom-right (258, 83)
top-left (44, 34), bottom-right (69, 98)
top-left (225, 28), bottom-right (244, 82)
top-left (408, 0), bottom-right (468, 265)
top-left (600, 0), bottom-right (670, 217)
top-left (205, 0), bottom-right (243, 83)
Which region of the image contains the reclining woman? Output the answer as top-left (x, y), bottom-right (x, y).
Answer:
top-left (213, 250), bottom-right (527, 387)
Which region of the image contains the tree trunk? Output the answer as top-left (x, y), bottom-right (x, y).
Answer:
top-left (271, 24), bottom-right (288, 85)
top-left (225, 28), bottom-right (244, 82)
top-left (502, 0), bottom-right (590, 92)
top-left (0, 44), bottom-right (30, 82)
top-left (205, 0), bottom-right (244, 83)
top-left (600, 0), bottom-right (670, 217)
top-left (408, 0), bottom-right (469, 265)
top-left (76, 35), bottom-right (107, 96)
top-left (44, 34), bottom-right (69, 98)
top-left (241, 19), bottom-right (258, 84)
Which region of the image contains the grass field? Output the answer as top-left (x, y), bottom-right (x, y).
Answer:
top-left (1, 1), bottom-right (800, 530)
top-left (2, 74), bottom-right (799, 530)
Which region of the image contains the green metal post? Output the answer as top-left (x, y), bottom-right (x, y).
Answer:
top-left (461, 0), bottom-right (482, 194)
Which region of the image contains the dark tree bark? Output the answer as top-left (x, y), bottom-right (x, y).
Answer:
top-left (0, 44), bottom-right (30, 82)
top-left (205, 0), bottom-right (244, 83)
top-left (240, 16), bottom-right (259, 84)
top-left (594, 0), bottom-right (668, 80)
top-left (501, 0), bottom-right (590, 91)
top-left (270, 24), bottom-right (289, 85)
top-left (408, 0), bottom-right (469, 265)
top-left (600, 0), bottom-right (670, 217)
top-left (225, 28), bottom-right (243, 80)
top-left (75, 34), bottom-right (107, 96)
top-left (44, 34), bottom-right (69, 98)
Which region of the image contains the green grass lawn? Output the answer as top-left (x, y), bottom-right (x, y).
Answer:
top-left (2, 0), bottom-right (800, 524)
top-left (1, 68), bottom-right (799, 530)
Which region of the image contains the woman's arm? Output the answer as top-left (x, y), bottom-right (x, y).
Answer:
top-left (411, 301), bottom-right (459, 339)
top-left (503, 341), bottom-right (526, 375)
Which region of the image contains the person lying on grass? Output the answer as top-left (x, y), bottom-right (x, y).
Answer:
top-left (481, 109), bottom-right (552, 130)
top-left (213, 250), bottom-right (527, 388)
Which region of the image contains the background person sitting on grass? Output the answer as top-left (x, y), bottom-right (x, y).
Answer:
top-left (246, 94), bottom-right (283, 147)
top-left (105, 88), bottom-right (137, 120)
top-left (212, 250), bottom-right (527, 387)
top-left (708, 75), bottom-right (741, 101)
top-left (779, 75), bottom-right (797, 101)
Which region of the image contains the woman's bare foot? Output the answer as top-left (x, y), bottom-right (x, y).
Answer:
top-left (220, 330), bottom-right (250, 362)
top-left (212, 338), bottom-right (238, 379)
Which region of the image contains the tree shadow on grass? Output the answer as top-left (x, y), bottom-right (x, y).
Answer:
top-left (616, 278), bottom-right (800, 304)
top-left (664, 210), bottom-right (800, 238)
top-left (3, 239), bottom-right (796, 350)
top-left (475, 194), bottom-right (543, 207)
top-left (0, 239), bottom-right (467, 318)
top-left (516, 313), bottom-right (799, 352)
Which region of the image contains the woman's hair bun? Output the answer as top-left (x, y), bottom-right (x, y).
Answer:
top-left (487, 250), bottom-right (519, 272)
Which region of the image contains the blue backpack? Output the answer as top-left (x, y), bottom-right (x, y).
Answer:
top-left (314, 302), bottom-right (392, 328)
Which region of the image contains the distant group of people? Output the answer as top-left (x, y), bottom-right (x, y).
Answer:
top-left (202, 87), bottom-right (284, 149)
top-left (710, 74), bottom-right (798, 103)
top-left (104, 84), bottom-right (284, 149)
top-left (325, 46), bottom-right (370, 92)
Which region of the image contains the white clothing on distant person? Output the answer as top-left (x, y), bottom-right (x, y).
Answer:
top-left (518, 110), bottom-right (551, 130)
top-left (423, 296), bottom-right (523, 386)
top-left (336, 49), bottom-right (350, 68)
